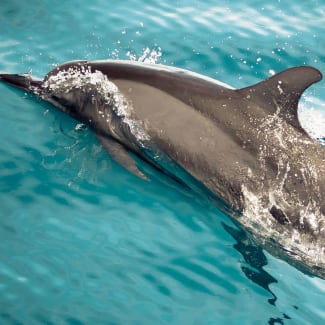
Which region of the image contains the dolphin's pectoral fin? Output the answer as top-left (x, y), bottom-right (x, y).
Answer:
top-left (96, 134), bottom-right (148, 180)
top-left (238, 66), bottom-right (323, 132)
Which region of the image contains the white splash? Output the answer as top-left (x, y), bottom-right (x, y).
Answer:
top-left (241, 185), bottom-right (325, 266)
top-left (43, 66), bottom-right (150, 144)
top-left (241, 105), bottom-right (325, 268)
top-left (299, 96), bottom-right (325, 145)
top-left (126, 47), bottom-right (162, 64)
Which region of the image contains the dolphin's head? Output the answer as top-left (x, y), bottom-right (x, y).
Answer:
top-left (41, 65), bottom-right (130, 140)
top-left (43, 67), bottom-right (111, 118)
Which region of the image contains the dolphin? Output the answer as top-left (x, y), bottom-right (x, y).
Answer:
top-left (1, 60), bottom-right (324, 275)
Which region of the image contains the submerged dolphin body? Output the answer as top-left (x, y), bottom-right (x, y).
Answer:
top-left (1, 60), bottom-right (324, 275)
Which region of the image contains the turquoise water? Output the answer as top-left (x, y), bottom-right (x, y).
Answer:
top-left (1, 0), bottom-right (325, 324)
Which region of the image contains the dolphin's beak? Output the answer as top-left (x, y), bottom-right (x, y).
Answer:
top-left (0, 73), bottom-right (42, 92)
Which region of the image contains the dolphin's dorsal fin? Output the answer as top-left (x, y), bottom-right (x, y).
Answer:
top-left (238, 66), bottom-right (322, 132)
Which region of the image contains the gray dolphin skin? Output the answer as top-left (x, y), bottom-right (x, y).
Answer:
top-left (1, 60), bottom-right (324, 276)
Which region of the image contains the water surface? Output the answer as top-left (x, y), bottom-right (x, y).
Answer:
top-left (0, 0), bottom-right (325, 324)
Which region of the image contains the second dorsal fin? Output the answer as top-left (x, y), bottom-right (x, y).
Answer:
top-left (238, 66), bottom-right (322, 132)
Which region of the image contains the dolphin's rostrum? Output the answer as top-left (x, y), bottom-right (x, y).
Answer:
top-left (1, 60), bottom-right (324, 276)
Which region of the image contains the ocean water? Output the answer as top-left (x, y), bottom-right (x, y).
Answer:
top-left (0, 0), bottom-right (325, 324)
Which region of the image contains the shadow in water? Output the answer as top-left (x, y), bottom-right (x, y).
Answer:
top-left (222, 222), bottom-right (297, 323)
top-left (222, 222), bottom-right (278, 305)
